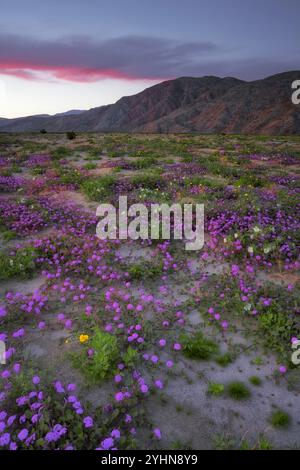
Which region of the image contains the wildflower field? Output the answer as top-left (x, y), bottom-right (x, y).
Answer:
top-left (0, 132), bottom-right (299, 450)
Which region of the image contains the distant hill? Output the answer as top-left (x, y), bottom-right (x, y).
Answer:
top-left (0, 71), bottom-right (299, 134)
top-left (54, 109), bottom-right (86, 117)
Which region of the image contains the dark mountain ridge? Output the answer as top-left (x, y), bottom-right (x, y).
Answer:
top-left (0, 71), bottom-right (299, 134)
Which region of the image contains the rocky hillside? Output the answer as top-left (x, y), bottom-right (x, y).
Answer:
top-left (0, 71), bottom-right (299, 134)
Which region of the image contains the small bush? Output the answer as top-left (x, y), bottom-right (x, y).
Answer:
top-left (131, 157), bottom-right (157, 170)
top-left (131, 173), bottom-right (164, 190)
top-left (257, 435), bottom-right (272, 450)
top-left (1, 230), bottom-right (16, 241)
top-left (31, 166), bottom-right (45, 175)
top-left (73, 328), bottom-right (119, 382)
top-left (234, 174), bottom-right (264, 188)
top-left (128, 261), bottom-right (163, 280)
top-left (181, 331), bottom-right (219, 360)
top-left (0, 247), bottom-right (38, 280)
top-left (249, 376), bottom-right (262, 386)
top-left (215, 352), bottom-right (234, 367)
top-left (81, 175), bottom-right (116, 201)
top-left (66, 131), bottom-right (76, 140)
top-left (226, 381), bottom-right (250, 400)
top-left (207, 382), bottom-right (224, 396)
top-left (58, 168), bottom-right (83, 185)
top-left (122, 347), bottom-right (138, 367)
top-left (258, 310), bottom-right (295, 346)
top-left (84, 162), bottom-right (97, 170)
top-left (51, 146), bottom-right (71, 160)
top-left (270, 410), bottom-right (291, 428)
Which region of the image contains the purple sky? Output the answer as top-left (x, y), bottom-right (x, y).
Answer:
top-left (0, 0), bottom-right (299, 117)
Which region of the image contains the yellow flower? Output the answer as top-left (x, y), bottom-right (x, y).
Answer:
top-left (79, 334), bottom-right (89, 343)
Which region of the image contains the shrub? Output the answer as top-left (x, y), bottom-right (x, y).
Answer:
top-left (131, 157), bottom-right (157, 170)
top-left (58, 168), bottom-right (83, 185)
top-left (258, 309), bottom-right (296, 355)
top-left (215, 352), bottom-right (234, 367)
top-left (31, 166), bottom-right (45, 175)
top-left (122, 347), bottom-right (138, 367)
top-left (84, 162), bottom-right (97, 170)
top-left (81, 175), bottom-right (116, 201)
top-left (270, 410), bottom-right (291, 428)
top-left (1, 230), bottom-right (16, 241)
top-left (73, 329), bottom-right (119, 382)
top-left (66, 131), bottom-right (76, 140)
top-left (226, 381), bottom-right (250, 400)
top-left (234, 174), bottom-right (264, 188)
top-left (180, 331), bottom-right (219, 360)
top-left (40, 129), bottom-right (47, 134)
top-left (51, 146), bottom-right (71, 161)
top-left (207, 382), bottom-right (224, 396)
top-left (249, 376), bottom-right (262, 386)
top-left (257, 435), bottom-right (272, 450)
top-left (128, 261), bottom-right (163, 280)
top-left (0, 247), bottom-right (38, 280)
top-left (131, 173), bottom-right (164, 190)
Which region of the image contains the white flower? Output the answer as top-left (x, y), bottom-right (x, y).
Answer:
top-left (247, 246), bottom-right (254, 254)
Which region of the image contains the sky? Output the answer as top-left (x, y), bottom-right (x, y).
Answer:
top-left (0, 0), bottom-right (299, 118)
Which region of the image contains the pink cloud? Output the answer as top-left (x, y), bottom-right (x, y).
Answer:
top-left (0, 60), bottom-right (148, 82)
top-left (0, 34), bottom-right (218, 83)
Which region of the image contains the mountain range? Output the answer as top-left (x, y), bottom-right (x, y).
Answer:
top-left (0, 71), bottom-right (299, 134)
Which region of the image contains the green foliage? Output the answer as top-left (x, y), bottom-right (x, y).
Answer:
top-left (207, 382), bottom-right (224, 396)
top-left (31, 166), bottom-right (45, 175)
top-left (249, 376), bottom-right (262, 386)
top-left (257, 435), bottom-right (272, 450)
top-left (1, 229), bottom-right (16, 241)
top-left (234, 174), bottom-right (265, 188)
top-left (215, 352), bottom-right (234, 367)
top-left (213, 433), bottom-right (235, 450)
top-left (0, 168), bottom-right (12, 177)
top-left (51, 146), bottom-right (71, 160)
top-left (84, 162), bottom-right (97, 170)
top-left (185, 176), bottom-right (226, 190)
top-left (226, 381), bottom-right (251, 400)
top-left (11, 163), bottom-right (22, 173)
top-left (270, 410), bottom-right (291, 428)
top-left (73, 328), bottom-right (119, 382)
top-left (0, 246), bottom-right (38, 280)
top-left (169, 439), bottom-right (193, 450)
top-left (251, 356), bottom-right (264, 366)
top-left (66, 131), bottom-right (76, 140)
top-left (180, 331), bottom-right (219, 360)
top-left (131, 157), bottom-right (157, 170)
top-left (81, 175), bottom-right (116, 200)
top-left (258, 309), bottom-right (296, 355)
top-left (131, 173), bottom-right (164, 190)
top-left (57, 168), bottom-right (83, 185)
top-left (128, 260), bottom-right (163, 280)
top-left (122, 346), bottom-right (138, 367)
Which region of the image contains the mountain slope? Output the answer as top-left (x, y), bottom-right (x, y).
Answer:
top-left (0, 71), bottom-right (299, 134)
